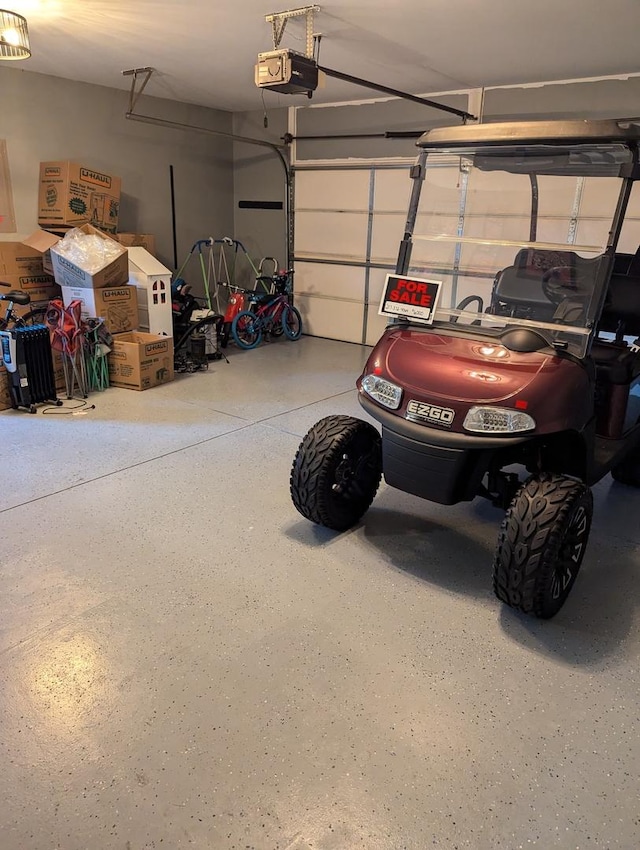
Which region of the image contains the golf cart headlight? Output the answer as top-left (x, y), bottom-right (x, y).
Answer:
top-left (362, 374), bottom-right (403, 410)
top-left (463, 405), bottom-right (536, 434)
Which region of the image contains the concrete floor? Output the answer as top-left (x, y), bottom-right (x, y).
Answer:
top-left (1, 335), bottom-right (639, 850)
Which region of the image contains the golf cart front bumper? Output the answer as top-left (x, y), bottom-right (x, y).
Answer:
top-left (359, 395), bottom-right (529, 505)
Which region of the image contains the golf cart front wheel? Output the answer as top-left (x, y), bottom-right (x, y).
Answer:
top-left (493, 472), bottom-right (593, 619)
top-left (290, 415), bottom-right (382, 531)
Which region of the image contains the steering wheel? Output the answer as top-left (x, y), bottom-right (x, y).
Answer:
top-left (541, 266), bottom-right (584, 305)
top-left (450, 294), bottom-right (484, 324)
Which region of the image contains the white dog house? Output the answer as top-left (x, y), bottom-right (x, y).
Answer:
top-left (127, 247), bottom-right (173, 337)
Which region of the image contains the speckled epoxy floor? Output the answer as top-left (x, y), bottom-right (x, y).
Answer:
top-left (1, 335), bottom-right (639, 850)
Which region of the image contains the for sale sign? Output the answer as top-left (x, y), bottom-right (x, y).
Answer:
top-left (378, 274), bottom-right (442, 324)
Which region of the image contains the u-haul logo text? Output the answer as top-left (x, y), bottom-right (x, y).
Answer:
top-left (19, 275), bottom-right (53, 285)
top-left (406, 400), bottom-right (455, 427)
top-left (44, 167), bottom-right (62, 177)
top-left (80, 168), bottom-right (112, 189)
top-left (56, 256), bottom-right (82, 274)
top-left (104, 289), bottom-right (130, 299)
top-left (145, 342), bottom-right (168, 355)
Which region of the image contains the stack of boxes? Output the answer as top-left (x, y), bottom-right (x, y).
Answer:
top-left (48, 225), bottom-right (174, 392)
top-left (1, 160), bottom-right (174, 409)
top-left (37, 159), bottom-right (174, 356)
top-left (51, 223), bottom-right (139, 333)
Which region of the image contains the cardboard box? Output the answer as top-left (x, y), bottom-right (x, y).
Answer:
top-left (0, 273), bottom-right (60, 303)
top-left (0, 242), bottom-right (44, 276)
top-left (22, 230), bottom-right (60, 275)
top-left (108, 332), bottom-right (174, 391)
top-left (50, 224), bottom-right (128, 290)
top-left (61, 284), bottom-right (138, 334)
top-left (51, 350), bottom-right (66, 394)
top-left (38, 161), bottom-right (121, 233)
top-left (0, 230), bottom-right (58, 277)
top-left (116, 233), bottom-right (156, 256)
top-left (127, 247), bottom-right (173, 337)
top-left (0, 366), bottom-right (11, 412)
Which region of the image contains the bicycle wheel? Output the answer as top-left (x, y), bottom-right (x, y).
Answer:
top-left (21, 306), bottom-right (47, 326)
top-left (232, 310), bottom-right (263, 350)
top-left (281, 304), bottom-right (302, 340)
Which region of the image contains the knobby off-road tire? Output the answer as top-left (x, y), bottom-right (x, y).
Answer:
top-left (493, 472), bottom-right (593, 619)
top-left (290, 415), bottom-right (382, 531)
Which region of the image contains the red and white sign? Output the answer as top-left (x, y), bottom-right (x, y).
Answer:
top-left (378, 274), bottom-right (442, 324)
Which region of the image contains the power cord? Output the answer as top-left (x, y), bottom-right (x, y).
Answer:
top-left (42, 399), bottom-right (96, 416)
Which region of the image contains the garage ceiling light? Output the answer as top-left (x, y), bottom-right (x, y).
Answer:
top-left (0, 9), bottom-right (30, 59)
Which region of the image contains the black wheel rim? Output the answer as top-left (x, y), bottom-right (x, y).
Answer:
top-left (550, 502), bottom-right (589, 601)
top-left (331, 438), bottom-right (379, 500)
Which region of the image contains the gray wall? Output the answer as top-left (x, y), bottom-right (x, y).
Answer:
top-left (232, 109), bottom-right (288, 286)
top-left (0, 67), bottom-right (234, 280)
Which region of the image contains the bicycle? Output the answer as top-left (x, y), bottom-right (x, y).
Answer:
top-left (230, 270), bottom-right (303, 350)
top-left (0, 288), bottom-right (48, 330)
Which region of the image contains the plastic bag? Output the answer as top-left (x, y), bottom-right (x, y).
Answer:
top-left (53, 227), bottom-right (122, 273)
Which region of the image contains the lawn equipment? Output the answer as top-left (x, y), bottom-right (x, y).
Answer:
top-left (290, 118), bottom-right (640, 619)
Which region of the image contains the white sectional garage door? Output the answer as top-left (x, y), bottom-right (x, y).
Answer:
top-left (294, 164), bottom-right (640, 347)
top-left (293, 164), bottom-right (413, 345)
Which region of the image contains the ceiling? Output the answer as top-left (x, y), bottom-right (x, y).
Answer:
top-left (6, 0), bottom-right (640, 113)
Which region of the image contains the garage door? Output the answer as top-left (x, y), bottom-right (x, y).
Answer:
top-left (293, 164), bottom-right (414, 345)
top-left (294, 164), bottom-right (640, 347)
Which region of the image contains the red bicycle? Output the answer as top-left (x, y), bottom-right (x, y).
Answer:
top-left (231, 270), bottom-right (302, 350)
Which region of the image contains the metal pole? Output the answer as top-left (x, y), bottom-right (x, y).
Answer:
top-left (396, 150), bottom-right (428, 275)
top-left (529, 174), bottom-right (539, 243)
top-left (169, 165), bottom-right (178, 269)
top-left (125, 111), bottom-right (287, 150)
top-left (317, 65), bottom-right (475, 121)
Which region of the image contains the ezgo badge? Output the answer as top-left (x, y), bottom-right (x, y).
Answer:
top-left (379, 274), bottom-right (442, 324)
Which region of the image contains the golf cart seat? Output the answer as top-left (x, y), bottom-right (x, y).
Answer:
top-left (492, 248), bottom-right (595, 321)
top-left (591, 248), bottom-right (640, 395)
top-left (598, 248), bottom-right (640, 336)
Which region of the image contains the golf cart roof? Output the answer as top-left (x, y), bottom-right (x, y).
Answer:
top-left (417, 119), bottom-right (640, 149)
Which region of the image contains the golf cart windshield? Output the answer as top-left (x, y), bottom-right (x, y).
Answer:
top-left (406, 140), bottom-right (636, 357)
